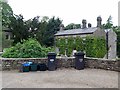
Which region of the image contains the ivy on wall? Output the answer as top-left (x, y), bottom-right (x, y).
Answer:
top-left (55, 36), bottom-right (106, 58)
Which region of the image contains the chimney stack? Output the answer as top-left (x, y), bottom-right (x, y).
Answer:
top-left (59, 24), bottom-right (64, 31)
top-left (82, 19), bottom-right (87, 29)
top-left (97, 16), bottom-right (102, 28)
top-left (88, 23), bottom-right (92, 28)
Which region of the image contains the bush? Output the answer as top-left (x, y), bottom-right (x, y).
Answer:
top-left (2, 38), bottom-right (53, 58)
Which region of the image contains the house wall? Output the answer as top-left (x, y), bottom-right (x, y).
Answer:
top-left (2, 31), bottom-right (13, 51)
top-left (93, 28), bottom-right (106, 38)
top-left (108, 30), bottom-right (117, 59)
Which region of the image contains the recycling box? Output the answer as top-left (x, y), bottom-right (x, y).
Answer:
top-left (38, 63), bottom-right (47, 71)
top-left (21, 63), bottom-right (30, 72)
top-left (30, 63), bottom-right (38, 71)
top-left (20, 62), bottom-right (33, 72)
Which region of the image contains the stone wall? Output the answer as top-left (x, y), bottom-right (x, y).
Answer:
top-left (84, 58), bottom-right (120, 72)
top-left (1, 58), bottom-right (47, 70)
top-left (1, 57), bottom-right (120, 72)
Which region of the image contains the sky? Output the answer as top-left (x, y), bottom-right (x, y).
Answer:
top-left (8, 0), bottom-right (119, 27)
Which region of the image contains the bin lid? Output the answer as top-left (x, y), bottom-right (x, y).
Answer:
top-left (22, 62), bottom-right (33, 66)
top-left (28, 62), bottom-right (33, 65)
top-left (23, 63), bottom-right (30, 66)
top-left (75, 52), bottom-right (85, 56)
top-left (48, 52), bottom-right (57, 56)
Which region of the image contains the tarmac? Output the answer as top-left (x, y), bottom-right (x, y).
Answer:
top-left (1, 68), bottom-right (119, 88)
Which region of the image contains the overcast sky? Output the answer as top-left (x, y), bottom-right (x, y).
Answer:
top-left (8, 0), bottom-right (119, 27)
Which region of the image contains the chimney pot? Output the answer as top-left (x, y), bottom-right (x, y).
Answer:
top-left (88, 23), bottom-right (92, 28)
top-left (97, 16), bottom-right (102, 28)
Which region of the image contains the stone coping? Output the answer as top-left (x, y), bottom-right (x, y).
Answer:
top-left (1, 57), bottom-right (118, 61)
top-left (1, 58), bottom-right (47, 60)
top-left (85, 57), bottom-right (118, 61)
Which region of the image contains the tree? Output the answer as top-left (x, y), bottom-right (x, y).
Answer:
top-left (102, 15), bottom-right (113, 29)
top-left (21, 16), bottom-right (62, 47)
top-left (41, 16), bottom-right (49, 22)
top-left (43, 17), bottom-right (62, 46)
top-left (9, 14), bottom-right (29, 44)
top-left (25, 16), bottom-right (41, 38)
top-left (1, 2), bottom-right (62, 47)
top-left (2, 1), bottom-right (13, 27)
top-left (65, 23), bottom-right (81, 30)
top-left (25, 16), bottom-right (48, 46)
top-left (36, 18), bottom-right (48, 46)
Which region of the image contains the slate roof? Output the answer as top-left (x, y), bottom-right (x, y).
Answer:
top-left (55, 27), bottom-right (98, 36)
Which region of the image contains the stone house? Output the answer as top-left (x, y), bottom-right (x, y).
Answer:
top-left (1, 27), bottom-right (13, 51)
top-left (2, 27), bottom-right (12, 40)
top-left (55, 17), bottom-right (117, 59)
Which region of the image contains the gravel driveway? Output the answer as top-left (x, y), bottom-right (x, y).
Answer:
top-left (2, 68), bottom-right (118, 88)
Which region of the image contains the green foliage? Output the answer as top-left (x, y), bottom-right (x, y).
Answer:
top-left (25, 16), bottom-right (40, 38)
top-left (25, 16), bottom-right (62, 47)
top-left (65, 23), bottom-right (81, 30)
top-left (7, 14), bottom-right (62, 46)
top-left (56, 36), bottom-right (106, 58)
top-left (2, 38), bottom-right (53, 58)
top-left (1, 2), bottom-right (62, 47)
top-left (56, 37), bottom-right (84, 56)
top-left (2, 1), bottom-right (13, 27)
top-left (43, 17), bottom-right (62, 46)
top-left (102, 15), bottom-right (113, 29)
top-left (85, 37), bottom-right (106, 58)
top-left (9, 14), bottom-right (29, 44)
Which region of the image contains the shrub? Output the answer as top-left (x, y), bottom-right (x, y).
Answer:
top-left (2, 38), bottom-right (53, 58)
